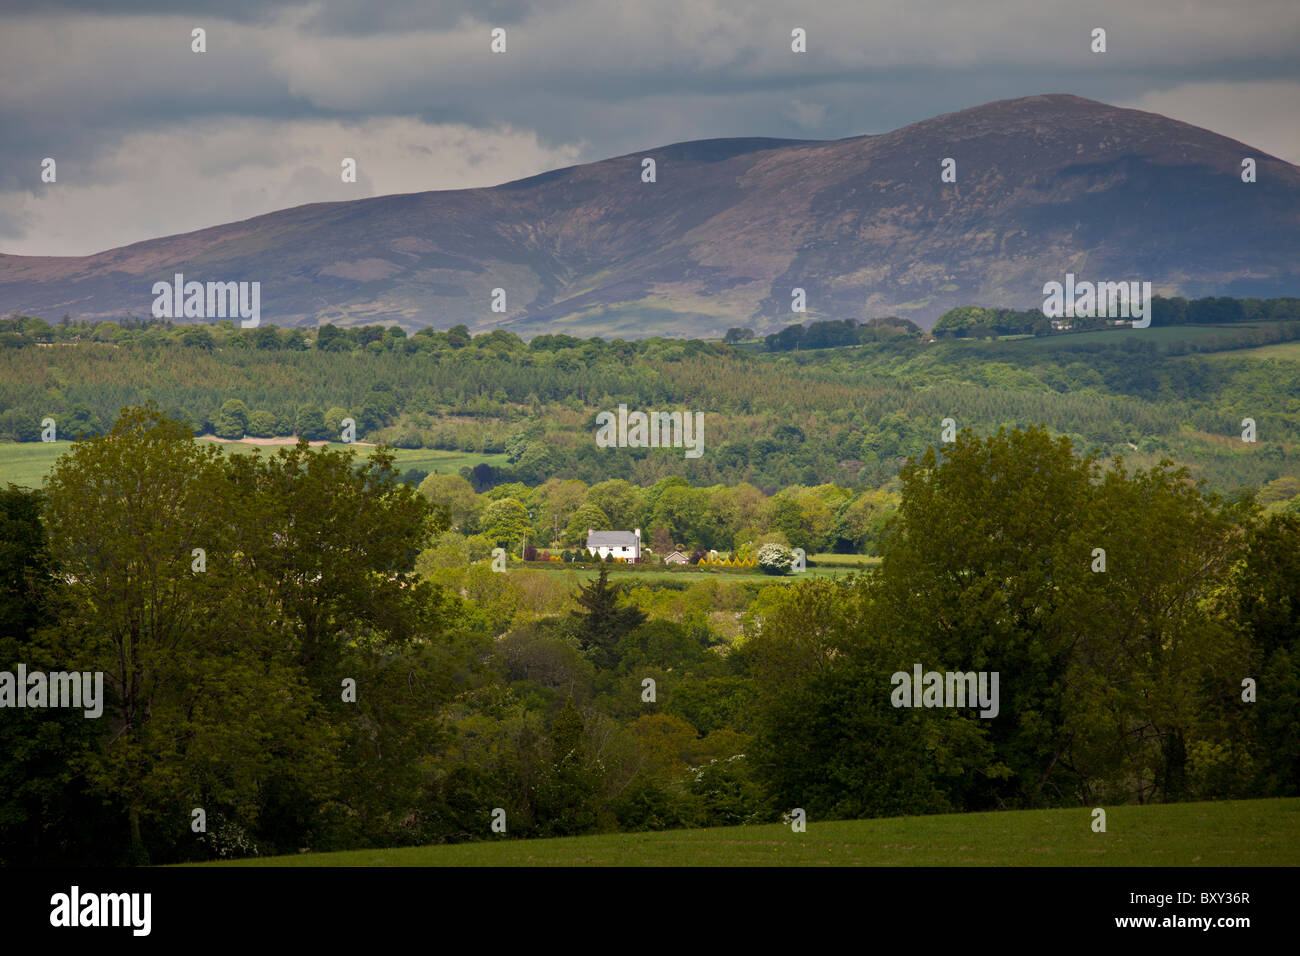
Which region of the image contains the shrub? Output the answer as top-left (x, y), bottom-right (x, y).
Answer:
top-left (757, 543), bottom-right (794, 575)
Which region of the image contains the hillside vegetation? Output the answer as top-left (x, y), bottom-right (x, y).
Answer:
top-left (2, 310), bottom-right (1298, 501)
top-left (6, 412), bottom-right (1297, 866)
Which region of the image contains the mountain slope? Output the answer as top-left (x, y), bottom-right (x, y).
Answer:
top-left (2, 94), bottom-right (1298, 335)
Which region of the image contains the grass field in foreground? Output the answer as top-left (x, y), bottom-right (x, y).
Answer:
top-left (192, 797), bottom-right (1300, 867)
top-left (0, 440), bottom-right (507, 489)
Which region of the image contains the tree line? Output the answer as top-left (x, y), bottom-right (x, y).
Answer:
top-left (931, 296), bottom-right (1300, 338)
top-left (2, 311), bottom-right (1297, 498)
top-left (2, 408), bottom-right (1296, 865)
top-left (415, 471), bottom-right (898, 556)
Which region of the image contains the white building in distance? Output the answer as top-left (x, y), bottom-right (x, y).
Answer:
top-left (586, 528), bottom-right (641, 562)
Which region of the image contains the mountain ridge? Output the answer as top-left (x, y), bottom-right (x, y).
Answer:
top-left (3, 94), bottom-right (1298, 335)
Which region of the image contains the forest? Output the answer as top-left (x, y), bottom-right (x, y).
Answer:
top-left (2, 407), bottom-right (1296, 865)
top-left (2, 295), bottom-right (1298, 863)
top-left (2, 301), bottom-right (1299, 502)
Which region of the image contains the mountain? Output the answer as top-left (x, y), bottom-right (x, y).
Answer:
top-left (2, 94), bottom-right (1298, 336)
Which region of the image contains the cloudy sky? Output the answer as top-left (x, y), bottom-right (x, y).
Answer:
top-left (2, 0), bottom-right (1297, 256)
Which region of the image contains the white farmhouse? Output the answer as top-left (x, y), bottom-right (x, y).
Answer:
top-left (586, 528), bottom-right (641, 563)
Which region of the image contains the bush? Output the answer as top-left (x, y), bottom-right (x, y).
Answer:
top-left (686, 756), bottom-right (774, 826)
top-left (611, 780), bottom-right (702, 832)
top-left (756, 543), bottom-right (793, 575)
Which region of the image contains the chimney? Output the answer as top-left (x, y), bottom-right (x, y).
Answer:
top-left (634, 528), bottom-right (640, 539)
top-left (587, 528), bottom-right (593, 537)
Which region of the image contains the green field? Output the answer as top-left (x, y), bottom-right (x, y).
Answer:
top-left (191, 797), bottom-right (1300, 867)
top-left (0, 440), bottom-right (508, 489)
top-left (521, 553), bottom-right (878, 584)
top-left (543, 566), bottom-right (867, 584)
top-left (1206, 340), bottom-right (1300, 362)
top-left (808, 552), bottom-right (880, 567)
top-left (1017, 322), bottom-right (1282, 349)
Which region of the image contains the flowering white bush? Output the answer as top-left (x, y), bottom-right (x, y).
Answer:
top-left (757, 543), bottom-right (794, 575)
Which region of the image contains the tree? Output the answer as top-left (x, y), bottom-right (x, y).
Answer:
top-left (535, 697), bottom-right (601, 836)
top-left (563, 503), bottom-right (611, 546)
top-left (214, 399), bottom-right (249, 439)
top-left (533, 478), bottom-right (587, 546)
top-left (932, 306), bottom-right (998, 338)
top-left (505, 422), bottom-right (543, 464)
top-left (650, 526), bottom-right (673, 555)
top-left (615, 619), bottom-right (710, 674)
top-left (418, 473), bottom-right (481, 533)
top-left (650, 485), bottom-right (706, 546)
top-left (570, 565), bottom-right (647, 668)
top-left (247, 409), bottom-right (277, 438)
top-left (875, 426), bottom-right (1243, 807)
top-left (231, 438), bottom-right (448, 676)
top-left (181, 326), bottom-right (214, 350)
top-left (481, 497), bottom-right (532, 549)
top-left (629, 713), bottom-right (700, 779)
top-left (1236, 512), bottom-right (1300, 660)
top-left (0, 485), bottom-right (114, 864)
top-left (585, 480), bottom-right (643, 532)
top-left (832, 489), bottom-right (896, 554)
top-left (324, 406), bottom-right (348, 437)
top-left (316, 324), bottom-right (351, 352)
top-left (744, 575), bottom-right (991, 818)
top-left (63, 403), bottom-right (103, 440)
top-left (42, 406), bottom-right (323, 862)
top-left (446, 324), bottom-right (472, 349)
top-left (1232, 513), bottom-right (1300, 794)
top-left (224, 436), bottom-right (463, 852)
top-left (765, 493), bottom-right (805, 549)
top-left (295, 405), bottom-right (328, 441)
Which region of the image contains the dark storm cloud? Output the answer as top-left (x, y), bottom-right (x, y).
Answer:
top-left (1, 0), bottom-right (1297, 254)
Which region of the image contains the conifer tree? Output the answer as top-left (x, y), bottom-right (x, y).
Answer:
top-left (569, 565), bottom-right (646, 667)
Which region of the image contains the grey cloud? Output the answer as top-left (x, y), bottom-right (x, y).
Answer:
top-left (10, 0), bottom-right (539, 32)
top-left (0, 204), bottom-right (32, 240)
top-left (1, 0), bottom-right (1297, 255)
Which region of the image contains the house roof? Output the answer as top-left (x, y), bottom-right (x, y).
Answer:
top-left (587, 530), bottom-right (639, 547)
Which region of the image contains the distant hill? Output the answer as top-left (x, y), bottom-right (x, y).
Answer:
top-left (3, 94), bottom-right (1298, 336)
